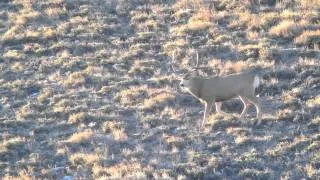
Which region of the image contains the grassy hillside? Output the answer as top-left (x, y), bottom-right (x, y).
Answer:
top-left (0, 0), bottom-right (319, 179)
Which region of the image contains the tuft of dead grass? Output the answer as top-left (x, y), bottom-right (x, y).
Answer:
top-left (3, 50), bottom-right (25, 61)
top-left (306, 96), bottom-right (320, 108)
top-left (172, 8), bottom-right (212, 36)
top-left (67, 130), bottom-right (93, 144)
top-left (37, 88), bottom-right (53, 104)
top-left (0, 137), bottom-right (25, 153)
top-left (103, 121), bottom-right (128, 142)
top-left (92, 161), bottom-right (144, 178)
top-left (68, 112), bottom-right (90, 124)
top-left (116, 87), bottom-right (147, 106)
top-left (69, 153), bottom-right (100, 166)
top-left (294, 29), bottom-right (320, 47)
top-left (276, 108), bottom-right (295, 121)
top-left (63, 72), bottom-right (86, 88)
top-left (143, 91), bottom-right (176, 110)
top-left (269, 20), bottom-right (303, 38)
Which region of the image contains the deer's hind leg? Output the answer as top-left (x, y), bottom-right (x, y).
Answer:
top-left (240, 91), bottom-right (262, 125)
top-left (249, 96), bottom-right (262, 125)
top-left (239, 96), bottom-right (251, 119)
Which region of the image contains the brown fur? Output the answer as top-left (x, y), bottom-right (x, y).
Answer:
top-left (180, 72), bottom-right (262, 129)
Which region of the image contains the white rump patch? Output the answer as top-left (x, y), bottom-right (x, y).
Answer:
top-left (253, 75), bottom-right (260, 89)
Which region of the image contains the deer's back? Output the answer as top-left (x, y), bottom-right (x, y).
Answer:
top-left (200, 72), bottom-right (255, 101)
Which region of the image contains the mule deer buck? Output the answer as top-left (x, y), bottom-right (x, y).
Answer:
top-left (171, 52), bottom-right (262, 129)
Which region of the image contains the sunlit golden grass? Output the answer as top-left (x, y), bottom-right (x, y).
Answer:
top-left (281, 87), bottom-right (302, 104)
top-left (37, 88), bottom-right (53, 104)
top-left (116, 87), bottom-right (147, 106)
top-left (269, 20), bottom-right (303, 38)
top-left (111, 128), bottom-right (128, 142)
top-left (297, 58), bottom-right (319, 68)
top-left (131, 12), bottom-right (149, 23)
top-left (3, 26), bottom-right (57, 43)
top-left (3, 50), bottom-right (25, 60)
top-left (103, 121), bottom-right (128, 142)
top-left (173, 0), bottom-right (203, 10)
top-left (92, 162), bottom-right (144, 178)
top-left (187, 21), bottom-right (211, 32)
top-left (276, 108), bottom-right (294, 121)
top-left (247, 31), bottom-right (259, 40)
top-left (172, 21), bottom-right (211, 36)
top-left (68, 112), bottom-right (90, 124)
top-left (299, 0), bottom-right (320, 9)
top-left (294, 29), bottom-right (320, 46)
top-left (280, 9), bottom-right (301, 20)
top-left (1, 0), bottom-right (320, 179)
top-left (311, 116), bottom-right (320, 125)
top-left (10, 62), bottom-right (24, 72)
top-left (172, 8), bottom-right (212, 36)
top-left (267, 136), bottom-right (311, 157)
top-left (67, 130), bottom-right (93, 144)
top-left (260, 12), bottom-right (280, 29)
top-left (0, 137), bottom-right (25, 153)
top-left (229, 11), bottom-right (260, 30)
top-left (44, 7), bottom-right (67, 18)
top-left (16, 103), bottom-right (37, 120)
top-left (189, 8), bottom-right (213, 23)
top-left (306, 163), bottom-right (318, 179)
top-left (69, 153), bottom-right (100, 166)
top-left (3, 174), bottom-right (32, 180)
top-left (63, 72), bottom-right (86, 88)
top-left (222, 60), bottom-right (250, 74)
top-left (143, 91), bottom-right (176, 109)
top-left (306, 96), bottom-right (320, 108)
top-left (8, 9), bottom-right (41, 26)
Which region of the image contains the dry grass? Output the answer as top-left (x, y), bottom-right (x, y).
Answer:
top-left (103, 121), bottom-right (128, 142)
top-left (230, 11), bottom-right (261, 30)
top-left (45, 7), bottom-right (67, 18)
top-left (116, 87), bottom-right (147, 106)
top-left (11, 62), bottom-right (24, 72)
top-left (63, 72), bottom-right (86, 88)
top-left (0, 137), bottom-right (25, 153)
top-left (0, 0), bottom-right (319, 179)
top-left (67, 130), bottom-right (93, 144)
top-left (311, 116), bottom-right (320, 125)
top-left (143, 91), bottom-right (176, 109)
top-left (3, 50), bottom-right (25, 61)
top-left (92, 162), bottom-right (145, 179)
top-left (294, 29), bottom-right (320, 46)
top-left (68, 112), bottom-right (90, 124)
top-left (269, 20), bottom-right (303, 38)
top-left (69, 153), bottom-right (100, 166)
top-left (276, 108), bottom-right (294, 121)
top-left (299, 0), bottom-right (320, 9)
top-left (222, 60), bottom-right (250, 74)
top-left (172, 7), bottom-right (212, 36)
top-left (281, 87), bottom-right (302, 104)
top-left (306, 96), bottom-right (320, 108)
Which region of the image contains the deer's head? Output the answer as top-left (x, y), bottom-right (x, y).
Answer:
top-left (171, 51), bottom-right (203, 92)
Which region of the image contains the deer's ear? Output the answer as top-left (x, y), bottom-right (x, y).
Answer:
top-left (183, 72), bottom-right (191, 80)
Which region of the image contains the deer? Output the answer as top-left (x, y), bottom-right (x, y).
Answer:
top-left (171, 52), bottom-right (262, 130)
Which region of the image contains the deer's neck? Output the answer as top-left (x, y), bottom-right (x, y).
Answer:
top-left (188, 79), bottom-right (204, 100)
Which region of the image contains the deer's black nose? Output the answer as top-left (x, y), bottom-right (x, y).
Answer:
top-left (180, 82), bottom-right (184, 87)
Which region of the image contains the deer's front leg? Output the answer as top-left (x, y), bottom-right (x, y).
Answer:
top-left (200, 100), bottom-right (215, 129)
